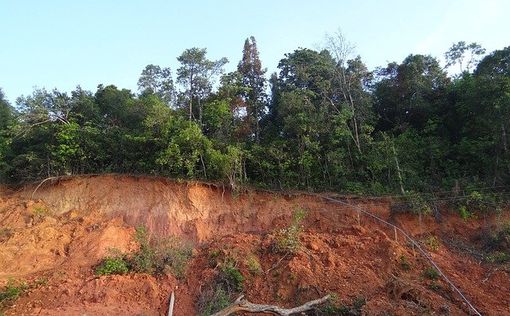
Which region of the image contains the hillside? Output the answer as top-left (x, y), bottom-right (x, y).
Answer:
top-left (0, 175), bottom-right (509, 315)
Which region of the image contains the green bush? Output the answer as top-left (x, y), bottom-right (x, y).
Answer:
top-left (0, 279), bottom-right (28, 307)
top-left (154, 237), bottom-right (193, 278)
top-left (399, 255), bottom-right (412, 271)
top-left (458, 205), bottom-right (473, 220)
top-left (220, 262), bottom-right (244, 292)
top-left (95, 226), bottom-right (192, 277)
top-left (483, 222), bottom-right (510, 253)
top-left (197, 286), bottom-right (231, 316)
top-left (246, 254), bottom-right (262, 275)
top-left (487, 251), bottom-right (510, 264)
top-left (95, 255), bottom-right (129, 276)
top-left (320, 295), bottom-right (366, 316)
top-left (423, 235), bottom-right (440, 251)
top-left (130, 226), bottom-right (156, 274)
top-left (272, 209), bottom-right (306, 254)
top-left (423, 267), bottom-right (440, 280)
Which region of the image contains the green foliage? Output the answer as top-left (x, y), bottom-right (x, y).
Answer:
top-left (399, 255), bottom-right (412, 271)
top-left (219, 262), bottom-right (244, 292)
top-left (486, 251), bottom-right (510, 264)
top-left (197, 286), bottom-right (232, 316)
top-left (95, 254), bottom-right (129, 276)
top-left (483, 222), bottom-right (510, 254)
top-left (95, 227), bottom-right (192, 278)
top-left (423, 267), bottom-right (440, 280)
top-left (272, 209), bottom-right (306, 254)
top-left (423, 235), bottom-right (440, 252)
top-left (0, 279), bottom-right (28, 308)
top-left (458, 205), bottom-right (473, 220)
top-left (0, 44), bottom-right (509, 199)
top-left (246, 254), bottom-right (262, 275)
top-left (321, 295), bottom-right (366, 316)
top-left (130, 226), bottom-right (156, 274)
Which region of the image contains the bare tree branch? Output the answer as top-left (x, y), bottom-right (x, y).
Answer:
top-left (210, 294), bottom-right (330, 316)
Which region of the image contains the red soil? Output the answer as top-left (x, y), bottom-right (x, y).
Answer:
top-left (0, 175), bottom-right (508, 315)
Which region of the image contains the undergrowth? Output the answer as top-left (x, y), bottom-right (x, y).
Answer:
top-left (95, 226), bottom-right (193, 278)
top-left (423, 267), bottom-right (440, 280)
top-left (198, 248), bottom-right (246, 315)
top-left (0, 278), bottom-right (47, 312)
top-left (320, 295), bottom-right (366, 316)
top-left (271, 208), bottom-right (306, 254)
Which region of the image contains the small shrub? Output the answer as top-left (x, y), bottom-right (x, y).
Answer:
top-left (424, 235), bottom-right (440, 252)
top-left (272, 208), bottom-right (306, 254)
top-left (487, 251), bottom-right (510, 264)
top-left (321, 295), bottom-right (366, 316)
top-left (95, 226), bottom-right (193, 278)
top-left (197, 285), bottom-right (231, 316)
top-left (153, 237), bottom-right (193, 278)
top-left (399, 255), bottom-right (411, 271)
top-left (0, 279), bottom-right (28, 307)
top-left (130, 226), bottom-right (156, 274)
top-left (246, 254), bottom-right (262, 275)
top-left (0, 228), bottom-right (13, 242)
top-left (423, 267), bottom-right (440, 280)
top-left (95, 255), bottom-right (129, 276)
top-left (458, 206), bottom-right (473, 220)
top-left (428, 281), bottom-right (442, 291)
top-left (219, 261), bottom-right (244, 292)
top-left (405, 192), bottom-right (432, 216)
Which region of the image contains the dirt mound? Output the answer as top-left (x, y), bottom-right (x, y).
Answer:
top-left (0, 175), bottom-right (509, 315)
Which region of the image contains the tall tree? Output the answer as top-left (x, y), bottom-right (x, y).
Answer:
top-left (176, 48), bottom-right (228, 124)
top-left (324, 30), bottom-right (366, 153)
top-left (445, 41), bottom-right (486, 73)
top-left (137, 64), bottom-right (175, 105)
top-left (237, 36), bottom-right (267, 142)
top-left (373, 54), bottom-right (449, 133)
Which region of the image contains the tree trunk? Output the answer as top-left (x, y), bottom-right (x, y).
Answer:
top-left (392, 142), bottom-right (405, 194)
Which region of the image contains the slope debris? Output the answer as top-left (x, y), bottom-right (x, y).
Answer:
top-left (0, 175), bottom-right (509, 315)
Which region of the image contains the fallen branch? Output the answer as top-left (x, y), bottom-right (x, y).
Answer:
top-left (210, 294), bottom-right (330, 316)
top-left (167, 290), bottom-right (175, 316)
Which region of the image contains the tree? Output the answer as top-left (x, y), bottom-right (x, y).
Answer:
top-left (0, 89), bottom-right (14, 181)
top-left (176, 48), bottom-right (228, 124)
top-left (445, 41), bottom-right (486, 73)
top-left (324, 30), bottom-right (367, 153)
top-left (237, 36), bottom-right (267, 142)
top-left (137, 64), bottom-right (175, 105)
top-left (373, 54), bottom-right (449, 133)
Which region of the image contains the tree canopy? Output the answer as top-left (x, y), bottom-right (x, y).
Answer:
top-left (1, 37), bottom-right (508, 196)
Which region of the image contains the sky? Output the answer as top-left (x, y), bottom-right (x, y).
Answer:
top-left (1, 0), bottom-right (509, 103)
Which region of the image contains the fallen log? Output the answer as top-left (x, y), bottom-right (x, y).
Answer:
top-left (210, 294), bottom-right (330, 316)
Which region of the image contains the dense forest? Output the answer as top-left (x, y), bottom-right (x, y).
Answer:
top-left (0, 35), bottom-right (509, 196)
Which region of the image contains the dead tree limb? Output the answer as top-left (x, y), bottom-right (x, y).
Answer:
top-left (210, 294), bottom-right (330, 316)
top-left (167, 290), bottom-right (175, 316)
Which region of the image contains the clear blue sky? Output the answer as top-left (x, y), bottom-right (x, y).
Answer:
top-left (1, 0), bottom-right (509, 103)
